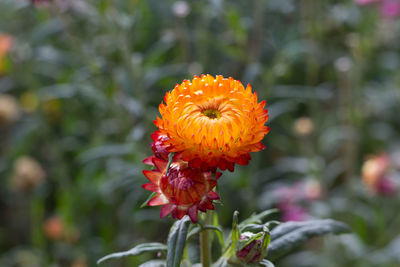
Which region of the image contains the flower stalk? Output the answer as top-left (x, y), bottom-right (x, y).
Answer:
top-left (200, 210), bottom-right (212, 267)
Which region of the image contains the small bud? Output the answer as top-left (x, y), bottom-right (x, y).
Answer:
top-left (236, 232), bottom-right (263, 263)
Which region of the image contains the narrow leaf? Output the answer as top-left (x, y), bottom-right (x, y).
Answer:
top-left (97, 243), bottom-right (167, 264)
top-left (139, 260), bottom-right (166, 267)
top-left (167, 216), bottom-right (191, 267)
top-left (140, 192), bottom-right (157, 208)
top-left (267, 219), bottom-right (350, 261)
top-left (259, 259), bottom-right (275, 267)
top-left (232, 211), bottom-right (240, 244)
top-left (213, 212), bottom-right (225, 247)
top-left (239, 209), bottom-right (278, 228)
top-left (165, 152), bottom-right (175, 175)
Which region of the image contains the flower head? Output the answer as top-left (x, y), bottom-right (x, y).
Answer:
top-left (154, 74), bottom-right (269, 171)
top-left (142, 156), bottom-right (221, 222)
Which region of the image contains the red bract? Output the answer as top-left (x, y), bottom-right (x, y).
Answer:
top-left (142, 157), bottom-right (221, 223)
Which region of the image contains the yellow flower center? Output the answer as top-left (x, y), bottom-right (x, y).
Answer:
top-left (202, 109), bottom-right (221, 119)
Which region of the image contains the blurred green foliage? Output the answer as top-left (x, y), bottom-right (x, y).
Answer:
top-left (1, 0), bottom-right (400, 266)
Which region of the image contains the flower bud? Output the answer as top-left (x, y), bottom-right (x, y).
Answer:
top-left (236, 232), bottom-right (263, 263)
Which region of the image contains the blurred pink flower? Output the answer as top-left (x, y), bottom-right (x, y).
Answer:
top-left (278, 202), bottom-right (309, 222)
top-left (381, 0), bottom-right (400, 18)
top-left (361, 153), bottom-right (398, 196)
top-left (376, 176), bottom-right (397, 195)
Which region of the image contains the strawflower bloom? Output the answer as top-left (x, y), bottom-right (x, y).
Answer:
top-left (154, 74), bottom-right (269, 171)
top-left (142, 156), bottom-right (221, 223)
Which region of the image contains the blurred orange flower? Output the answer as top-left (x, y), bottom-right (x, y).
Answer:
top-left (43, 216), bottom-right (64, 241)
top-left (361, 153), bottom-right (396, 195)
top-left (142, 156), bottom-right (221, 222)
top-left (154, 74), bottom-right (269, 171)
top-left (0, 33), bottom-right (13, 74)
top-left (362, 154), bottom-right (389, 188)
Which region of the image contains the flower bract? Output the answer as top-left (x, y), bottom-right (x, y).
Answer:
top-left (142, 156), bottom-right (221, 222)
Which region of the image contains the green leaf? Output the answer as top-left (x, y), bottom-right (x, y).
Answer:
top-left (165, 152), bottom-right (175, 175)
top-left (213, 212), bottom-right (225, 247)
top-left (186, 224), bottom-right (222, 241)
top-left (139, 260), bottom-right (166, 267)
top-left (267, 219), bottom-right (350, 261)
top-left (232, 211), bottom-right (240, 244)
top-left (239, 209), bottom-right (278, 228)
top-left (259, 259), bottom-right (275, 267)
top-left (167, 216), bottom-right (191, 267)
top-left (140, 192), bottom-right (157, 208)
top-left (97, 242), bottom-right (167, 264)
top-left (187, 226), bottom-right (201, 240)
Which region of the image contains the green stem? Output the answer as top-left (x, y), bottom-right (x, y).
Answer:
top-left (200, 211), bottom-right (212, 267)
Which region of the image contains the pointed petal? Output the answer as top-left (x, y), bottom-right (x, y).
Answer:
top-left (188, 205), bottom-right (198, 223)
top-left (160, 204), bottom-right (175, 218)
top-left (207, 191), bottom-right (220, 200)
top-left (151, 131), bottom-right (161, 141)
top-left (143, 170), bottom-right (161, 184)
top-left (142, 183), bottom-right (159, 192)
top-left (148, 194), bottom-right (169, 206)
top-left (202, 199), bottom-right (215, 210)
top-left (175, 207), bottom-right (187, 219)
top-left (153, 157), bottom-right (168, 172)
top-left (143, 156), bottom-right (155, 166)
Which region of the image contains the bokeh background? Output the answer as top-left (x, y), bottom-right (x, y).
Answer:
top-left (1, 0), bottom-right (400, 266)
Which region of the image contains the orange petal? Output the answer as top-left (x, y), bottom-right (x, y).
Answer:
top-left (143, 170), bottom-right (161, 184)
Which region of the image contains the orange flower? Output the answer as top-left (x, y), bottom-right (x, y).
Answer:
top-left (154, 74), bottom-right (269, 171)
top-left (142, 156), bottom-right (221, 222)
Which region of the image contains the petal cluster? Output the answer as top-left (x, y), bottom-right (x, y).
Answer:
top-left (154, 74), bottom-right (269, 171)
top-left (142, 156), bottom-right (220, 222)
